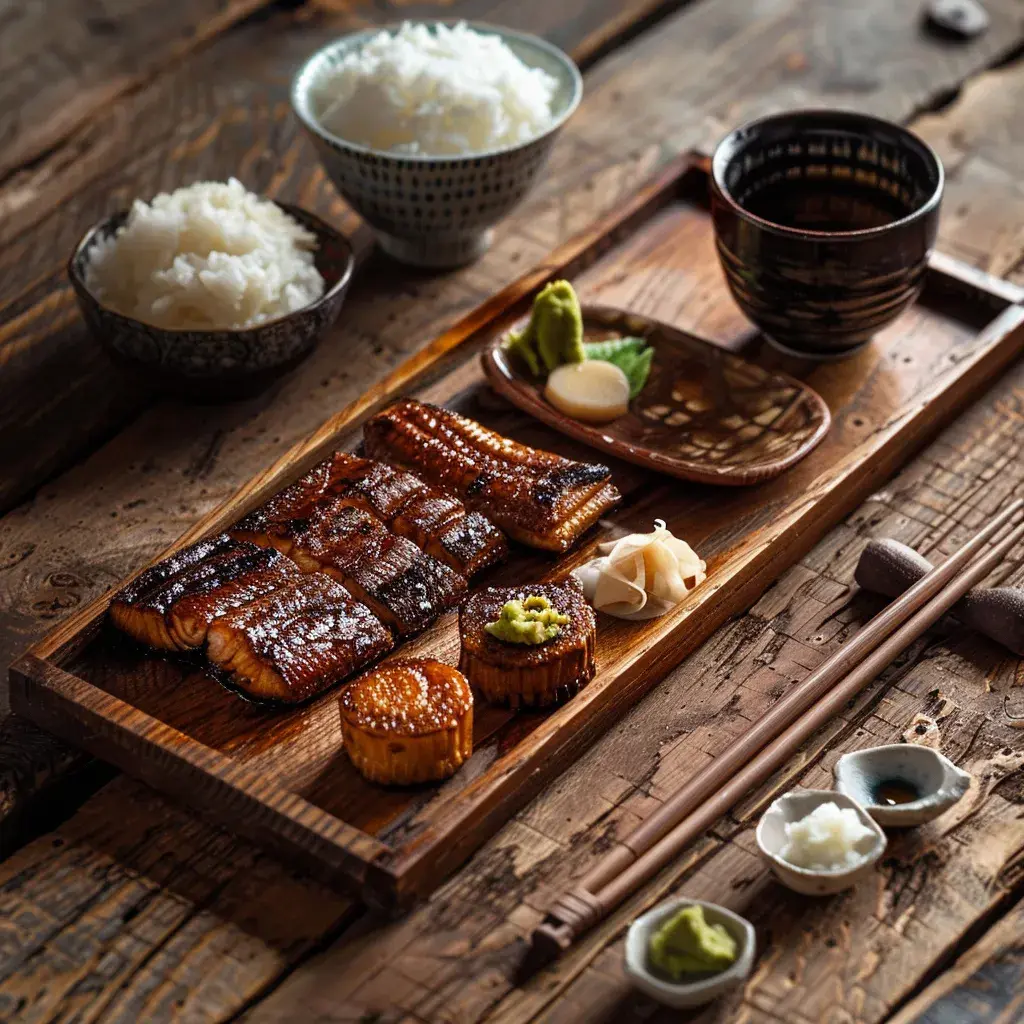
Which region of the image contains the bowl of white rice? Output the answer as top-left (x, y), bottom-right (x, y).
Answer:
top-left (291, 21), bottom-right (582, 268)
top-left (69, 179), bottom-right (355, 397)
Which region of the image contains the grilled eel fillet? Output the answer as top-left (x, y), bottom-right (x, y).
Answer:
top-left (206, 573), bottom-right (393, 702)
top-left (232, 452), bottom-right (506, 576)
top-left (285, 497), bottom-right (467, 636)
top-left (110, 535), bottom-right (298, 650)
top-left (362, 399), bottom-right (621, 552)
top-left (328, 453), bottom-right (507, 576)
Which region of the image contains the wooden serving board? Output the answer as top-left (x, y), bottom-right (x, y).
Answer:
top-left (10, 155), bottom-right (1024, 910)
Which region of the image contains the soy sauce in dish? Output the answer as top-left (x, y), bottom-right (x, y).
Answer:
top-left (873, 778), bottom-right (920, 807)
top-left (739, 178), bottom-right (914, 232)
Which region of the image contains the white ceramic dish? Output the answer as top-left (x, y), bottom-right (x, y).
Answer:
top-left (623, 898), bottom-right (756, 1009)
top-left (756, 789), bottom-right (886, 895)
top-left (833, 744), bottom-right (972, 826)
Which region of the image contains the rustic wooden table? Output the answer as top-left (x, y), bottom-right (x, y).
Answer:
top-left (2, 1), bottom-right (1024, 1021)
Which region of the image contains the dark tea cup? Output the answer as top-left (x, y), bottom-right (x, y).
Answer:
top-left (711, 110), bottom-right (943, 359)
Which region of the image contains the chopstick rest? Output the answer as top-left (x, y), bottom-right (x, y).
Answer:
top-left (856, 538), bottom-right (1024, 655)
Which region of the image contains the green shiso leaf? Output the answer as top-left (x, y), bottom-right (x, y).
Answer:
top-left (583, 336), bottom-right (653, 399)
top-left (581, 335), bottom-right (647, 362)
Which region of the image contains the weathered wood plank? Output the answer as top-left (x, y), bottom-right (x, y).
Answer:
top-left (0, 0), bottom-right (271, 183)
top-left (2, 0), bottom-right (1022, 678)
top-left (887, 902), bottom-right (1024, 1024)
top-left (0, 776), bottom-right (356, 1023)
top-left (248, 347), bottom-right (1024, 1024)
top-left (0, 0), bottom-right (1020, 936)
top-left (2, 0), bottom-right (1023, 515)
top-left (0, 0), bottom-right (1022, 1019)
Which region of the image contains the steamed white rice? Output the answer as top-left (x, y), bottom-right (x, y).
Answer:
top-left (313, 22), bottom-right (560, 156)
top-left (85, 179), bottom-right (325, 331)
top-left (780, 802), bottom-right (875, 871)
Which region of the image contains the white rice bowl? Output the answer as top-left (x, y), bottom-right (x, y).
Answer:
top-left (85, 179), bottom-right (325, 331)
top-left (312, 21), bottom-right (560, 156)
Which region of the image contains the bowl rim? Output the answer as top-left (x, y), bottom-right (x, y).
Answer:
top-left (710, 108), bottom-right (945, 241)
top-left (755, 788), bottom-right (887, 878)
top-left (833, 744), bottom-right (971, 814)
top-left (290, 19), bottom-right (584, 164)
top-left (67, 200), bottom-right (356, 338)
top-left (624, 898), bottom-right (756, 1002)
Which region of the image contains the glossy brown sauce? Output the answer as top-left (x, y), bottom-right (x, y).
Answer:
top-left (873, 778), bottom-right (920, 806)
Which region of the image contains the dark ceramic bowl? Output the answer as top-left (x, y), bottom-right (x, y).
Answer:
top-left (711, 110), bottom-right (944, 359)
top-left (68, 204), bottom-right (356, 399)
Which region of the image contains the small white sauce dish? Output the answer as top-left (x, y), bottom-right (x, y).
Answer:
top-left (756, 789), bottom-right (886, 895)
top-left (833, 743), bottom-right (972, 826)
top-left (623, 898), bottom-right (756, 1009)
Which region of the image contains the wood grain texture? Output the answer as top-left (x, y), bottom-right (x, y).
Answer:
top-left (888, 901), bottom-right (1024, 1024)
top-left (1, 0), bottom-right (1022, 843)
top-left (248, 357), bottom-right (1024, 1024)
top-left (0, 775), bottom-right (357, 1023)
top-left (1, 0), bottom-right (1023, 514)
top-left (0, 0), bottom-right (1022, 1018)
top-left (0, 0), bottom-right (270, 182)
top-left (12, 159), bottom-right (1024, 912)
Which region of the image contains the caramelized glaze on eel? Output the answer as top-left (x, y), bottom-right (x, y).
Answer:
top-left (233, 451), bottom-right (506, 576)
top-left (363, 399), bottom-right (620, 552)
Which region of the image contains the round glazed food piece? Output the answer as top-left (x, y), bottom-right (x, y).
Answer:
top-left (459, 578), bottom-right (596, 708)
top-left (340, 658), bottom-right (474, 785)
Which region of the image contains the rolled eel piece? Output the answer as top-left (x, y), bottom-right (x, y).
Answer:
top-left (206, 573), bottom-right (393, 703)
top-left (363, 398), bottom-right (620, 553)
top-left (340, 658), bottom-right (473, 784)
top-left (285, 498), bottom-right (467, 637)
top-left (110, 533), bottom-right (240, 649)
top-left (458, 578), bottom-right (597, 708)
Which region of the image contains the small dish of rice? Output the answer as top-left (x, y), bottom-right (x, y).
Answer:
top-left (85, 179), bottom-right (326, 331)
top-left (69, 181), bottom-right (355, 396)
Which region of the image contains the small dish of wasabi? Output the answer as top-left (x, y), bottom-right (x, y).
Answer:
top-left (623, 899), bottom-right (756, 1009)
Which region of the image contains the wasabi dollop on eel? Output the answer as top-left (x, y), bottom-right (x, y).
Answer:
top-left (484, 594), bottom-right (570, 645)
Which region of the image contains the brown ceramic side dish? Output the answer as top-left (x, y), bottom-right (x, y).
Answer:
top-left (68, 204), bottom-right (356, 400)
top-left (481, 305), bottom-right (830, 486)
top-left (711, 109), bottom-right (944, 359)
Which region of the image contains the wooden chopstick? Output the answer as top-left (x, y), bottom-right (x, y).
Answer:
top-left (529, 501), bottom-right (1023, 959)
top-left (593, 519), bottom-right (1024, 910)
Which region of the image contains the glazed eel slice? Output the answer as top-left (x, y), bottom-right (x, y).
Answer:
top-left (232, 453), bottom-right (506, 577)
top-left (108, 534), bottom-right (287, 650)
top-left (328, 453), bottom-right (507, 576)
top-left (231, 458), bottom-right (334, 556)
top-left (285, 497), bottom-right (467, 636)
top-left (206, 573), bottom-right (393, 703)
top-left (363, 399), bottom-right (621, 552)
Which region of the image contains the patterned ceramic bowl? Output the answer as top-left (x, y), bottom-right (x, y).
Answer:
top-left (711, 110), bottom-right (944, 359)
top-left (291, 22), bottom-right (583, 268)
top-left (68, 204), bottom-right (355, 400)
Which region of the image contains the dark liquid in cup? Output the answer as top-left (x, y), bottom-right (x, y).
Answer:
top-left (740, 178), bottom-right (913, 232)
